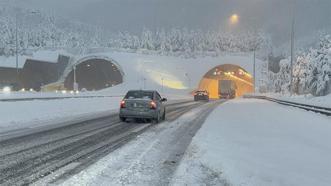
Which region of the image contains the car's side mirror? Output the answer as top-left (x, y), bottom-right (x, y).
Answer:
top-left (161, 98), bottom-right (167, 102)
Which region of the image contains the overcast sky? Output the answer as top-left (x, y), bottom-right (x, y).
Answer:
top-left (8, 0), bottom-right (331, 45)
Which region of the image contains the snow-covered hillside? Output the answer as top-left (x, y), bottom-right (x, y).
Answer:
top-left (0, 6), bottom-right (270, 58)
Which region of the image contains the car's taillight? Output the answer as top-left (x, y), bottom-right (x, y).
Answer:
top-left (150, 101), bottom-right (157, 109)
top-left (120, 100), bottom-right (126, 108)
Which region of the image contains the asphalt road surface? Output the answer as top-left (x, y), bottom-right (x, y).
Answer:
top-left (0, 100), bottom-right (220, 185)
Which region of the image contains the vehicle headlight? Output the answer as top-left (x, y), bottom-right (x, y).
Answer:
top-left (2, 86), bottom-right (11, 93)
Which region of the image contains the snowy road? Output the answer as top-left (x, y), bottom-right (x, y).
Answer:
top-left (0, 100), bottom-right (216, 185)
top-left (59, 100), bottom-right (222, 186)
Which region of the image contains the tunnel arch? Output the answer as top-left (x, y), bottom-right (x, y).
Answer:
top-left (198, 64), bottom-right (253, 99)
top-left (64, 56), bottom-right (125, 91)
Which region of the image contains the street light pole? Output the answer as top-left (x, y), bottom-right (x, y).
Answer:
top-left (161, 77), bottom-right (164, 93)
top-left (15, 13), bottom-right (19, 80)
top-left (143, 78), bottom-right (146, 89)
top-left (253, 49), bottom-right (256, 93)
top-left (266, 55), bottom-right (270, 92)
top-left (14, 11), bottom-right (40, 86)
top-left (290, 0), bottom-right (296, 96)
top-left (73, 65), bottom-right (76, 90)
top-left (185, 73), bottom-right (191, 90)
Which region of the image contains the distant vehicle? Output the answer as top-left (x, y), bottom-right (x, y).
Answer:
top-left (0, 83), bottom-right (16, 91)
top-left (194, 90), bottom-right (209, 101)
top-left (219, 80), bottom-right (237, 99)
top-left (119, 90), bottom-right (167, 123)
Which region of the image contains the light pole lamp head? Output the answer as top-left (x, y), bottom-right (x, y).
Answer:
top-left (229, 14), bottom-right (239, 25)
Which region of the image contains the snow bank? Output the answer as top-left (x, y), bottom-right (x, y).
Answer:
top-left (172, 99), bottom-right (331, 186)
top-left (0, 91), bottom-right (121, 100)
top-left (0, 97), bottom-right (122, 135)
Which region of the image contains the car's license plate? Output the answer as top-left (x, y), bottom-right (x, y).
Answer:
top-left (133, 103), bottom-right (144, 108)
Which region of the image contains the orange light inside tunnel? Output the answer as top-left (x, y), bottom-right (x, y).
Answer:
top-left (198, 64), bottom-right (254, 99)
top-left (225, 73), bottom-right (253, 86)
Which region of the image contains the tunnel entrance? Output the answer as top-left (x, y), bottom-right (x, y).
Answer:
top-left (198, 64), bottom-right (253, 99)
top-left (64, 58), bottom-right (123, 91)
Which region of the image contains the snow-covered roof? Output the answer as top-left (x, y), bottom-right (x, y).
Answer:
top-left (0, 50), bottom-right (69, 68)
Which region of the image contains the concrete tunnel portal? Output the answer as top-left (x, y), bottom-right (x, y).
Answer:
top-left (64, 58), bottom-right (123, 91)
top-left (197, 64), bottom-right (254, 99)
top-left (62, 58), bottom-right (252, 96)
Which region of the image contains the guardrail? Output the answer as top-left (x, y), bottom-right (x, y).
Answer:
top-left (244, 95), bottom-right (331, 116)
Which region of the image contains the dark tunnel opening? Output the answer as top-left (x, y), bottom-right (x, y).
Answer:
top-left (64, 58), bottom-right (123, 91)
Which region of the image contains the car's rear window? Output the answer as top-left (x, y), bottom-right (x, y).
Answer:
top-left (125, 91), bottom-right (153, 100)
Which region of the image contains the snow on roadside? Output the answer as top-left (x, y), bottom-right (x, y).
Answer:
top-left (0, 91), bottom-right (121, 100)
top-left (0, 97), bottom-right (122, 134)
top-left (172, 98), bottom-right (331, 186)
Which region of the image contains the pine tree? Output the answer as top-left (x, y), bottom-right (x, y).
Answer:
top-left (308, 35), bottom-right (331, 96)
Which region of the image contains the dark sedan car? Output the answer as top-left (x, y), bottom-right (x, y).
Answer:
top-left (119, 90), bottom-right (167, 123)
top-left (194, 90), bottom-right (209, 101)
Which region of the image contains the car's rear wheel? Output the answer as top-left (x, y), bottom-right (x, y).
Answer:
top-left (120, 117), bottom-right (126, 122)
top-left (152, 114), bottom-right (160, 124)
top-left (162, 109), bottom-right (166, 120)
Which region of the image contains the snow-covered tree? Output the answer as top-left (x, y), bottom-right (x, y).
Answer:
top-left (269, 58), bottom-right (291, 93)
top-left (0, 6), bottom-right (271, 58)
top-left (268, 34), bottom-right (331, 96)
top-left (308, 35), bottom-right (331, 96)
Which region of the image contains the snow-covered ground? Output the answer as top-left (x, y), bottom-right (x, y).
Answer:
top-left (0, 97), bottom-right (121, 135)
top-left (172, 98), bottom-right (331, 186)
top-left (0, 91), bottom-right (120, 100)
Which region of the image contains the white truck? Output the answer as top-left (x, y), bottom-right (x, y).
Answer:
top-left (218, 80), bottom-right (237, 99)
